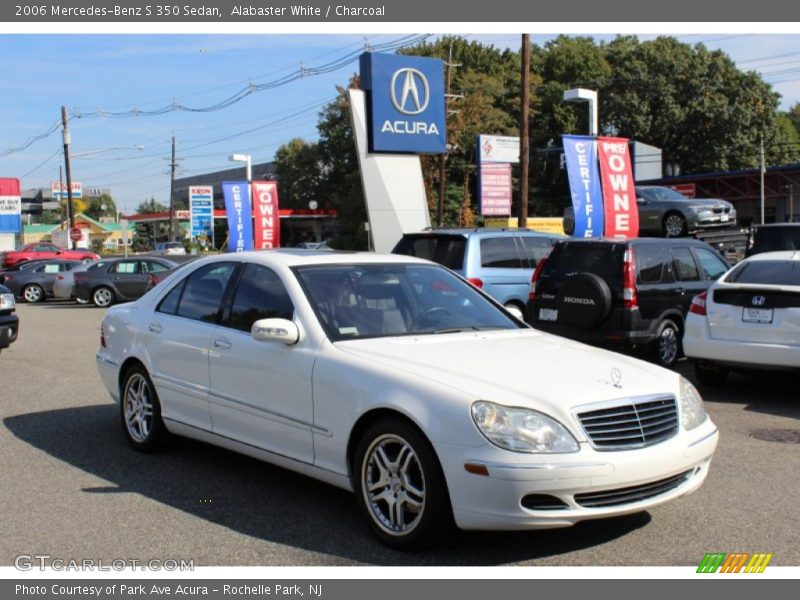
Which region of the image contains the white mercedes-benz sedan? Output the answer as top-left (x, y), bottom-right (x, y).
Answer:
top-left (96, 251), bottom-right (718, 548)
top-left (684, 250), bottom-right (800, 385)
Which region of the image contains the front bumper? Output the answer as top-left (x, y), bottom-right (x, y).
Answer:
top-left (437, 418), bottom-right (718, 530)
top-left (0, 313), bottom-right (19, 350)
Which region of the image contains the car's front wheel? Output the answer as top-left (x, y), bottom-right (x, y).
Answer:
top-left (353, 417), bottom-right (451, 549)
top-left (121, 365), bottom-right (169, 452)
top-left (651, 319), bottom-right (681, 368)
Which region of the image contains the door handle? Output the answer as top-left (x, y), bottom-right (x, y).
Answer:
top-left (213, 338), bottom-right (231, 350)
top-left (148, 323), bottom-right (162, 334)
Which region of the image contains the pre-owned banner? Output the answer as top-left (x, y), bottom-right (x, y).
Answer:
top-left (0, 177), bottom-right (22, 234)
top-left (222, 181), bottom-right (253, 253)
top-left (251, 181), bottom-right (281, 249)
top-left (597, 137), bottom-right (639, 238)
top-left (562, 135), bottom-right (603, 238)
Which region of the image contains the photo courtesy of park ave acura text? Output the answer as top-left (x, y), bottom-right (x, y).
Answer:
top-left (1, 25), bottom-right (799, 571)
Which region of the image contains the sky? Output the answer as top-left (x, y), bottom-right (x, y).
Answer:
top-left (4, 32), bottom-right (800, 215)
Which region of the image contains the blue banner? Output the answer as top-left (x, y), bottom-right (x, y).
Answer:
top-left (563, 135), bottom-right (604, 238)
top-left (222, 181), bottom-right (253, 253)
top-left (360, 52), bottom-right (446, 154)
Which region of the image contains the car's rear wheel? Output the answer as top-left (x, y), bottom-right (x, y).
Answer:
top-left (651, 319), bottom-right (681, 368)
top-left (662, 212), bottom-right (687, 237)
top-left (121, 365), bottom-right (169, 451)
top-left (92, 286), bottom-right (115, 308)
top-left (694, 360), bottom-right (730, 386)
top-left (503, 302), bottom-right (524, 320)
top-left (23, 284), bottom-right (45, 303)
top-left (353, 417), bottom-right (451, 549)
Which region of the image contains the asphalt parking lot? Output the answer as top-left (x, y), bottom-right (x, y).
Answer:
top-left (1, 301), bottom-right (798, 567)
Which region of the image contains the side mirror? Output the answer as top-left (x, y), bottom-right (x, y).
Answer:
top-left (251, 318), bottom-right (299, 345)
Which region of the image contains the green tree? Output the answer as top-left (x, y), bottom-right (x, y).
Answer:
top-left (317, 77), bottom-right (369, 249)
top-left (132, 197), bottom-right (168, 251)
top-left (273, 138), bottom-right (324, 210)
top-left (83, 193), bottom-right (118, 221)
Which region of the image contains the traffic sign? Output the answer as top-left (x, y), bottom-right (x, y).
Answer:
top-left (69, 228), bottom-right (82, 243)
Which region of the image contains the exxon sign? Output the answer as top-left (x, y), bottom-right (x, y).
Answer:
top-left (359, 52), bottom-right (446, 154)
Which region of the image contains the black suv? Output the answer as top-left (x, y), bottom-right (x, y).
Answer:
top-left (526, 238), bottom-right (730, 367)
top-left (0, 283), bottom-right (19, 354)
top-left (747, 223), bottom-right (800, 256)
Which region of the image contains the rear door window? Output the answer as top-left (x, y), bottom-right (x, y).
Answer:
top-left (112, 261), bottom-right (139, 274)
top-left (480, 237), bottom-right (524, 268)
top-left (635, 244), bottom-right (670, 284)
top-left (392, 235), bottom-right (467, 270)
top-left (671, 247), bottom-right (700, 282)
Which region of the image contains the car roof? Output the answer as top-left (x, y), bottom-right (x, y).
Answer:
top-left (743, 250), bottom-right (800, 262)
top-left (555, 237), bottom-right (706, 245)
top-left (405, 228), bottom-right (563, 237)
top-left (189, 250), bottom-right (432, 268)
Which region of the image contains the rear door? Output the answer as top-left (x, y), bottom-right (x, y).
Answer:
top-left (109, 260), bottom-right (147, 299)
top-left (633, 243), bottom-right (676, 325)
top-left (668, 246), bottom-right (707, 314)
top-left (707, 259), bottom-right (800, 345)
top-left (476, 236), bottom-right (527, 304)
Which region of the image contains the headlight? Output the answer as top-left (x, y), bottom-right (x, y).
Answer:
top-left (0, 293), bottom-right (15, 310)
top-left (680, 377), bottom-right (707, 430)
top-left (688, 205), bottom-right (709, 213)
top-left (471, 401), bottom-right (579, 453)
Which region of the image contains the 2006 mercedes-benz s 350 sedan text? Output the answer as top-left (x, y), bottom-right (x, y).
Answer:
top-left (96, 251), bottom-right (718, 548)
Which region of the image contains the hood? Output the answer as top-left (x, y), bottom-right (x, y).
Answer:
top-left (336, 329), bottom-right (680, 432)
top-left (686, 198), bottom-right (733, 210)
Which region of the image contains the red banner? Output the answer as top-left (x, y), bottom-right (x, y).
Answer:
top-left (597, 137), bottom-right (639, 238)
top-left (251, 181), bottom-right (281, 249)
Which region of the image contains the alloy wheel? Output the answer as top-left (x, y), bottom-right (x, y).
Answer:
top-left (361, 433), bottom-right (426, 537)
top-left (659, 325), bottom-right (678, 366)
top-left (93, 287), bottom-right (113, 307)
top-left (123, 373), bottom-right (154, 443)
top-left (23, 285), bottom-right (43, 303)
top-left (664, 214), bottom-right (686, 237)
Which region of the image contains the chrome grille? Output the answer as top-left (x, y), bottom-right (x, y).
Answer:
top-left (574, 470), bottom-right (693, 508)
top-left (576, 396), bottom-right (678, 450)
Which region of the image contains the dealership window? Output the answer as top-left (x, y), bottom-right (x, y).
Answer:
top-left (224, 264), bottom-right (294, 333)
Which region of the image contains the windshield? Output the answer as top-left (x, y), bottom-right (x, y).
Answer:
top-left (638, 187), bottom-right (688, 202)
top-left (294, 263), bottom-right (523, 341)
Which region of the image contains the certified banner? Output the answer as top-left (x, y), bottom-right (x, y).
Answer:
top-left (563, 135), bottom-right (603, 238)
top-left (597, 137), bottom-right (639, 238)
top-left (222, 181), bottom-right (253, 253)
top-left (0, 177), bottom-right (22, 233)
top-left (251, 181), bottom-right (281, 249)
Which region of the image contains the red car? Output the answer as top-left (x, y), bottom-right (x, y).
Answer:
top-left (0, 242), bottom-right (99, 269)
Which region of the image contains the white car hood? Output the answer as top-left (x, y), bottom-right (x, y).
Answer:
top-left (336, 329), bottom-right (678, 430)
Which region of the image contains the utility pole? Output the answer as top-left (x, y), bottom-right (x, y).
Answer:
top-left (61, 106), bottom-right (76, 249)
top-left (59, 165), bottom-right (65, 230)
top-left (168, 135), bottom-right (177, 242)
top-left (438, 47), bottom-right (461, 228)
top-left (760, 134), bottom-right (766, 225)
top-left (518, 34), bottom-right (531, 229)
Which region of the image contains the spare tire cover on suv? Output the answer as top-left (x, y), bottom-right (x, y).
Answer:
top-left (556, 273), bottom-right (612, 329)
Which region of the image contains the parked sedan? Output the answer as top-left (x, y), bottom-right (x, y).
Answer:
top-left (0, 284), bottom-right (19, 354)
top-left (684, 250), bottom-right (800, 385)
top-left (0, 259), bottom-right (49, 285)
top-left (2, 259), bottom-right (83, 303)
top-left (564, 186), bottom-right (736, 238)
top-left (52, 259), bottom-right (115, 303)
top-left (97, 251), bottom-right (718, 548)
top-left (75, 257), bottom-right (179, 307)
top-left (0, 242), bottom-right (98, 268)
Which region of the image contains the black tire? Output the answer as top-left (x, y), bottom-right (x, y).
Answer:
top-left (662, 212), bottom-right (688, 237)
top-left (694, 360), bottom-right (730, 387)
top-left (120, 364), bottom-right (169, 452)
top-left (92, 286), bottom-right (115, 308)
top-left (650, 319), bottom-right (681, 368)
top-left (556, 273), bottom-right (612, 329)
top-left (353, 417), bottom-right (452, 549)
top-left (22, 284), bottom-right (45, 304)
